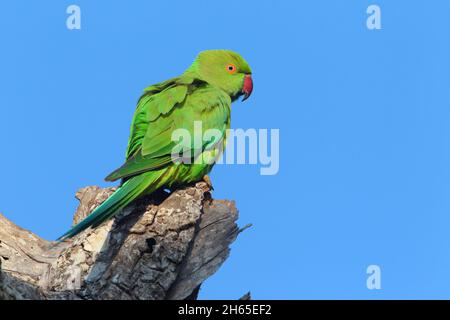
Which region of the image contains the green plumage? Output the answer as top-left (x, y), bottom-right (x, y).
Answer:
top-left (58, 50), bottom-right (252, 240)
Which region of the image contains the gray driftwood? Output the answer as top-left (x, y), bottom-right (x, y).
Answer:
top-left (0, 182), bottom-right (246, 300)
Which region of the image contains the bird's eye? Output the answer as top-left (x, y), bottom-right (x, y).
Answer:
top-left (226, 64), bottom-right (237, 74)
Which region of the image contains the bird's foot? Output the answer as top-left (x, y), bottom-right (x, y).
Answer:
top-left (202, 175), bottom-right (214, 191)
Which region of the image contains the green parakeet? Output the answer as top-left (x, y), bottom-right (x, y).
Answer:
top-left (58, 50), bottom-right (253, 240)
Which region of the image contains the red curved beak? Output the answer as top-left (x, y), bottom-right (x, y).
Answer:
top-left (242, 74), bottom-right (253, 102)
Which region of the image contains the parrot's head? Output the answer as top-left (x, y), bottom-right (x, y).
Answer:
top-left (188, 50), bottom-right (253, 102)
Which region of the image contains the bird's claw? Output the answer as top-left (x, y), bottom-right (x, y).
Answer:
top-left (202, 175), bottom-right (214, 191)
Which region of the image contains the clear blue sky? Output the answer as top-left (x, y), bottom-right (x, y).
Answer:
top-left (1, 0), bottom-right (450, 299)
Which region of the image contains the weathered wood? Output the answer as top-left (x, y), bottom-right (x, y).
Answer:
top-left (0, 182), bottom-right (243, 300)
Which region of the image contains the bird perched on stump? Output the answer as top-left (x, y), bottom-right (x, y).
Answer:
top-left (58, 50), bottom-right (253, 240)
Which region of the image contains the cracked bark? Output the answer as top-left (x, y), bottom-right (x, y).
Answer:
top-left (0, 182), bottom-right (247, 300)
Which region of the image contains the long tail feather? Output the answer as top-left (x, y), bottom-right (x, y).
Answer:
top-left (57, 170), bottom-right (165, 241)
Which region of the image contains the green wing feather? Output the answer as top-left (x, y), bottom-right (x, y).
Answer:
top-left (105, 80), bottom-right (231, 182)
